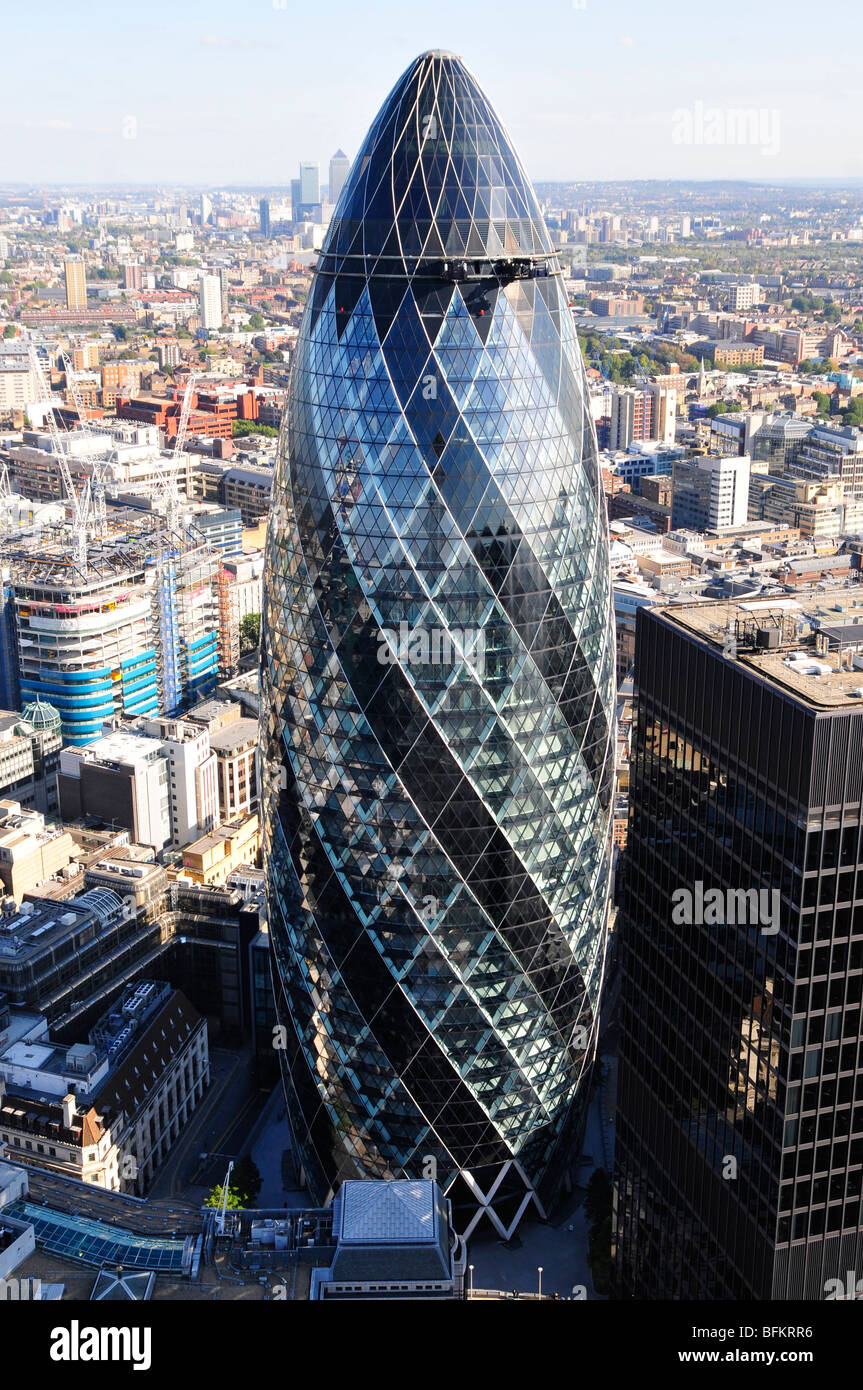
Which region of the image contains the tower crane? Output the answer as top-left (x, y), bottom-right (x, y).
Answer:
top-left (61, 351), bottom-right (110, 534)
top-left (60, 352), bottom-right (96, 436)
top-left (26, 344), bottom-right (90, 567)
top-left (157, 371), bottom-right (199, 536)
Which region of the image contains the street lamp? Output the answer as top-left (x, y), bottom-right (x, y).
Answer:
top-left (468, 1263), bottom-right (474, 1300)
top-left (538, 1266), bottom-right (543, 1300)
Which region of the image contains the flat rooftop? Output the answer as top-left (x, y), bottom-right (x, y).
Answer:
top-left (658, 590), bottom-right (863, 710)
top-left (208, 719), bottom-right (258, 753)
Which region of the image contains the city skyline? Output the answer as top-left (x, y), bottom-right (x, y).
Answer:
top-left (3, 0), bottom-right (863, 185)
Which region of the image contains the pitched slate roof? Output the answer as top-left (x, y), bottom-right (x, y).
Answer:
top-left (94, 991), bottom-right (203, 1123)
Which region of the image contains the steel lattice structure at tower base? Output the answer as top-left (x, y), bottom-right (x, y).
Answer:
top-left (260, 51), bottom-right (616, 1236)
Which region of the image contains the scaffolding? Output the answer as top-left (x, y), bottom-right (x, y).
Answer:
top-left (155, 556), bottom-right (182, 714)
top-left (217, 564), bottom-right (240, 677)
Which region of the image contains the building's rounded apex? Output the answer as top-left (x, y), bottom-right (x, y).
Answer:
top-left (318, 49), bottom-right (551, 269)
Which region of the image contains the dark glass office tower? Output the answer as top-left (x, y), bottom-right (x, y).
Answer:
top-left (616, 600), bottom-right (863, 1299)
top-left (261, 51), bottom-right (615, 1237)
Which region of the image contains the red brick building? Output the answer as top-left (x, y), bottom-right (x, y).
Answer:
top-left (116, 385), bottom-right (259, 440)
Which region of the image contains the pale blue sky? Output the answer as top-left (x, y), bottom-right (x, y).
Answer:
top-left (3, 0), bottom-right (862, 185)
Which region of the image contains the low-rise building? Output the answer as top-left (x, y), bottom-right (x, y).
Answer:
top-left (0, 979), bottom-right (208, 1194)
top-left (220, 464), bottom-right (273, 523)
top-left (125, 716), bottom-right (220, 848)
top-left (309, 1180), bottom-right (466, 1300)
top-left (0, 802), bottom-right (76, 902)
top-left (181, 814), bottom-right (260, 886)
top-left (208, 719), bottom-right (258, 821)
top-left (58, 732), bottom-right (171, 853)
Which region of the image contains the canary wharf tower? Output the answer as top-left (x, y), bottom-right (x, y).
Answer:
top-left (261, 51), bottom-right (615, 1236)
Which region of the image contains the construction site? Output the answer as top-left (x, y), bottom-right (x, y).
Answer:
top-left (0, 343), bottom-right (243, 742)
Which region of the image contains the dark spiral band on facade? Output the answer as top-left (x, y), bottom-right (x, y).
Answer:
top-left (260, 50), bottom-right (616, 1236)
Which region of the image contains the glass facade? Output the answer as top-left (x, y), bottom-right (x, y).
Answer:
top-left (616, 605), bottom-right (863, 1298)
top-left (261, 51), bottom-right (615, 1235)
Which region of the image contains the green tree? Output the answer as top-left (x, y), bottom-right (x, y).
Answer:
top-left (813, 391), bottom-right (832, 418)
top-left (232, 1155), bottom-right (263, 1207)
top-left (0, 270), bottom-right (13, 285)
top-left (842, 397), bottom-right (863, 427)
top-left (233, 419), bottom-right (278, 439)
top-left (239, 612), bottom-right (261, 655)
top-left (114, 325), bottom-right (129, 342)
top-left (2, 324), bottom-right (16, 339)
top-left (204, 1183), bottom-right (243, 1210)
top-left (247, 312), bottom-right (265, 330)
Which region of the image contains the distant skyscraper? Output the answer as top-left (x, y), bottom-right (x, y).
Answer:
top-left (63, 257), bottom-right (87, 311)
top-left (123, 262), bottom-right (143, 291)
top-left (328, 149), bottom-right (350, 206)
top-left (616, 597), bottom-right (863, 1298)
top-left (259, 198), bottom-right (271, 239)
top-left (261, 52), bottom-right (615, 1236)
top-left (200, 193), bottom-right (213, 225)
top-left (199, 273), bottom-right (222, 332)
top-left (298, 161), bottom-right (320, 208)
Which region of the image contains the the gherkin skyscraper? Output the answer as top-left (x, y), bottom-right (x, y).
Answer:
top-left (261, 50), bottom-right (615, 1237)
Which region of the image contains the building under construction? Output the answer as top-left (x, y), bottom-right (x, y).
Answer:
top-left (8, 531), bottom-right (220, 744)
top-left (0, 351), bottom-right (225, 739)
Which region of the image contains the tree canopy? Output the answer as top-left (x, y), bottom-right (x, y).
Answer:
top-left (204, 1183), bottom-right (243, 1211)
top-left (239, 612), bottom-right (261, 655)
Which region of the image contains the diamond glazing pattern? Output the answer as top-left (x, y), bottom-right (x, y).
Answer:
top-left (260, 51), bottom-right (616, 1232)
